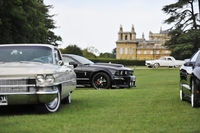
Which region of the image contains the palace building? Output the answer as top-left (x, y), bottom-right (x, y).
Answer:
top-left (116, 25), bottom-right (171, 60)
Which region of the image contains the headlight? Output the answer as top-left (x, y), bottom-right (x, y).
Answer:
top-left (46, 75), bottom-right (55, 83)
top-left (115, 70), bottom-right (133, 76)
top-left (115, 70), bottom-right (124, 76)
top-left (36, 75), bottom-right (45, 83)
top-left (36, 74), bottom-right (55, 83)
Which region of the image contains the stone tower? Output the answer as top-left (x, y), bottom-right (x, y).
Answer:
top-left (116, 25), bottom-right (138, 59)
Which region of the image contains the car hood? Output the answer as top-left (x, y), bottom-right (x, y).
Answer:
top-left (90, 63), bottom-right (132, 71)
top-left (0, 62), bottom-right (57, 76)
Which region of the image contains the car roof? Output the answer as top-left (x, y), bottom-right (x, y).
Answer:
top-left (161, 56), bottom-right (173, 58)
top-left (0, 44), bottom-right (56, 49)
top-left (62, 54), bottom-right (81, 57)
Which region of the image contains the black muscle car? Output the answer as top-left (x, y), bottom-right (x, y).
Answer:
top-left (62, 54), bottom-right (136, 89)
top-left (180, 49), bottom-right (200, 107)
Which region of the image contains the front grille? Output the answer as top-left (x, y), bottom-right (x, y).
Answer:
top-left (115, 70), bottom-right (133, 76)
top-left (0, 79), bottom-right (36, 93)
top-left (0, 79), bottom-right (27, 85)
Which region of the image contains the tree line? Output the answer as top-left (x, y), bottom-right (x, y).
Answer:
top-left (0, 0), bottom-right (61, 46)
top-left (60, 44), bottom-right (116, 58)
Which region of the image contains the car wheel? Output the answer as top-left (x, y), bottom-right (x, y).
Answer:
top-left (191, 79), bottom-right (198, 108)
top-left (35, 86), bottom-right (61, 113)
top-left (180, 82), bottom-right (185, 101)
top-left (153, 63), bottom-right (159, 68)
top-left (92, 72), bottom-right (110, 89)
top-left (174, 65), bottom-right (179, 68)
top-left (62, 92), bottom-right (71, 104)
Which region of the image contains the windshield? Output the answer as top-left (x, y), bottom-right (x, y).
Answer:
top-left (158, 57), bottom-right (166, 60)
top-left (0, 45), bottom-right (53, 64)
top-left (73, 55), bottom-right (94, 65)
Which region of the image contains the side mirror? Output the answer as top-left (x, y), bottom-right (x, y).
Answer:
top-left (184, 61), bottom-right (194, 67)
top-left (69, 61), bottom-right (78, 68)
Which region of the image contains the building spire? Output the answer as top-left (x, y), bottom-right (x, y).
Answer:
top-left (142, 32), bottom-right (145, 40)
top-left (160, 27), bottom-right (162, 33)
top-left (131, 24), bottom-right (136, 34)
top-left (119, 25), bottom-right (123, 32)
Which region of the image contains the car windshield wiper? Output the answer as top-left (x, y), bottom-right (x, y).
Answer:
top-left (83, 63), bottom-right (91, 65)
top-left (20, 61), bottom-right (43, 64)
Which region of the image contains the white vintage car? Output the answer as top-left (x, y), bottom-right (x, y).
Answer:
top-left (145, 56), bottom-right (185, 68)
top-left (0, 44), bottom-right (77, 113)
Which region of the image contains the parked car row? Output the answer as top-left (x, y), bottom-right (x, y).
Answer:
top-left (0, 44), bottom-right (199, 113)
top-left (145, 54), bottom-right (200, 107)
top-left (0, 44), bottom-right (137, 113)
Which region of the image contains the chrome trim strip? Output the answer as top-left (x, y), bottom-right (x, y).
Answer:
top-left (0, 84), bottom-right (35, 87)
top-left (0, 89), bottom-right (58, 95)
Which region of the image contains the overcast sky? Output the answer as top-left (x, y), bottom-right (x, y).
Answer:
top-left (44, 0), bottom-right (177, 54)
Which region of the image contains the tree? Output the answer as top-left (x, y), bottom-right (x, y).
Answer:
top-left (99, 52), bottom-right (115, 58)
top-left (61, 44), bottom-right (83, 56)
top-left (162, 0), bottom-right (200, 59)
top-left (82, 48), bottom-right (97, 58)
top-left (86, 46), bottom-right (99, 56)
top-left (0, 0), bottom-right (61, 46)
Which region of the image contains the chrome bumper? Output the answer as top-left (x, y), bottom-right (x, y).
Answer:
top-left (0, 86), bottom-right (58, 106)
top-left (113, 75), bottom-right (136, 88)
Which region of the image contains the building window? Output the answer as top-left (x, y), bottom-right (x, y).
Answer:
top-left (125, 48), bottom-right (128, 54)
top-left (156, 51), bottom-right (159, 54)
top-left (144, 50), bottom-right (147, 54)
top-left (165, 50), bottom-right (169, 53)
top-left (150, 50), bottom-right (153, 54)
top-left (120, 48), bottom-right (123, 54)
top-left (125, 35), bottom-right (127, 40)
top-left (129, 48), bottom-right (132, 54)
top-left (137, 50), bottom-right (140, 54)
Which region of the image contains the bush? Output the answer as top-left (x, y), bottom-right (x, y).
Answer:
top-left (89, 58), bottom-right (145, 66)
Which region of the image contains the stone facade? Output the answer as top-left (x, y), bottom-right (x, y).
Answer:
top-left (116, 25), bottom-right (171, 60)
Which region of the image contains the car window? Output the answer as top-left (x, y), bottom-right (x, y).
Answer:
top-left (54, 49), bottom-right (62, 65)
top-left (63, 55), bottom-right (94, 65)
top-left (62, 56), bottom-right (75, 63)
top-left (159, 57), bottom-right (165, 60)
top-left (73, 55), bottom-right (94, 65)
top-left (190, 50), bottom-right (200, 62)
top-left (167, 58), bottom-right (172, 61)
top-left (195, 51), bottom-right (200, 64)
top-left (0, 46), bottom-right (53, 64)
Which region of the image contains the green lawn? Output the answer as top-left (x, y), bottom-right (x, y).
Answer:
top-left (0, 68), bottom-right (200, 133)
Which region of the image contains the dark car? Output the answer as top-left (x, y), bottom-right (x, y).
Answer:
top-left (180, 50), bottom-right (200, 107)
top-left (62, 54), bottom-right (136, 89)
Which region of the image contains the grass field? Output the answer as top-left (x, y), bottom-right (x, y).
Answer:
top-left (0, 67), bottom-right (200, 133)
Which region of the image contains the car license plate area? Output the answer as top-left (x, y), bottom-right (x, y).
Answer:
top-left (0, 95), bottom-right (8, 105)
